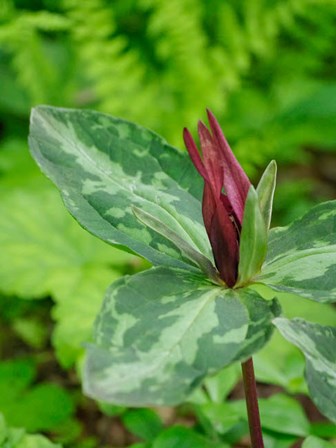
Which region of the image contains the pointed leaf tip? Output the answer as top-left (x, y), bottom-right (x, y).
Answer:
top-left (256, 160), bottom-right (277, 230)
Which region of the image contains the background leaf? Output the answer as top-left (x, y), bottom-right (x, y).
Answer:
top-left (302, 436), bottom-right (336, 448)
top-left (0, 187), bottom-right (134, 366)
top-left (122, 409), bottom-right (163, 442)
top-left (0, 413), bottom-right (62, 448)
top-left (0, 359), bottom-right (74, 432)
top-left (152, 426), bottom-right (229, 448)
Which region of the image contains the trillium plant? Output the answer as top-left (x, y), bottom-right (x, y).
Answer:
top-left (29, 107), bottom-right (336, 447)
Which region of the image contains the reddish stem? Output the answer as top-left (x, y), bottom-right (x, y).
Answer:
top-left (241, 358), bottom-right (264, 448)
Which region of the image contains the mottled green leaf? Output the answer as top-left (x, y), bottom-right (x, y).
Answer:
top-left (256, 160), bottom-right (277, 230)
top-left (29, 106), bottom-right (211, 271)
top-left (237, 186), bottom-right (268, 285)
top-left (258, 201), bottom-right (336, 302)
top-left (84, 267), bottom-right (280, 406)
top-left (274, 318), bottom-right (336, 423)
top-left (132, 206), bottom-right (218, 281)
top-left (254, 286), bottom-right (336, 393)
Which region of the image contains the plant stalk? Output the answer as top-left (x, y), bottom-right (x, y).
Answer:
top-left (241, 357), bottom-right (264, 448)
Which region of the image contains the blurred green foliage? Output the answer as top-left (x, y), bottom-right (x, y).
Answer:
top-left (0, 0), bottom-right (335, 446)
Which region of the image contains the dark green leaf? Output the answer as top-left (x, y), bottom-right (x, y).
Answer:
top-left (152, 426), bottom-right (229, 448)
top-left (302, 436), bottom-right (335, 448)
top-left (122, 409), bottom-right (163, 442)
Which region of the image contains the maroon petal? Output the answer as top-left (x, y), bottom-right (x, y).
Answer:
top-left (207, 193), bottom-right (239, 287)
top-left (207, 109), bottom-right (251, 225)
top-left (202, 181), bottom-right (217, 233)
top-left (183, 127), bottom-right (208, 181)
top-left (198, 121), bottom-right (223, 195)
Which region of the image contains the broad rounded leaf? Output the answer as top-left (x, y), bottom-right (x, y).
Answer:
top-left (84, 267), bottom-right (280, 406)
top-left (258, 201), bottom-right (336, 302)
top-left (29, 106), bottom-right (211, 271)
top-left (274, 317), bottom-right (336, 423)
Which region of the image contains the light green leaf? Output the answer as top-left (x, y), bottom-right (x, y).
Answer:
top-left (84, 267), bottom-right (280, 406)
top-left (256, 160), bottom-right (277, 230)
top-left (0, 413), bottom-right (62, 448)
top-left (302, 436), bottom-right (336, 448)
top-left (0, 187), bottom-right (132, 366)
top-left (193, 402), bottom-right (242, 436)
top-left (274, 317), bottom-right (336, 423)
top-left (237, 186), bottom-right (268, 285)
top-left (29, 106), bottom-right (211, 271)
top-left (258, 394), bottom-right (310, 437)
top-left (16, 435), bottom-right (63, 448)
top-left (203, 364), bottom-right (241, 403)
top-left (258, 201), bottom-right (336, 302)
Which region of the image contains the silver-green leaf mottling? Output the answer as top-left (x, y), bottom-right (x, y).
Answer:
top-left (274, 317), bottom-right (336, 423)
top-left (132, 206), bottom-right (218, 281)
top-left (29, 106), bottom-right (212, 271)
top-left (84, 267), bottom-right (280, 406)
top-left (257, 201), bottom-right (336, 302)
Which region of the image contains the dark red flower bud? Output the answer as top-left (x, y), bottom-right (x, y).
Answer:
top-left (183, 110), bottom-right (251, 287)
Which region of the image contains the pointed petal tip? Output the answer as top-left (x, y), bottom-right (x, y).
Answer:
top-left (183, 127), bottom-right (195, 149)
top-left (183, 127), bottom-right (208, 180)
top-left (197, 120), bottom-right (212, 141)
top-left (206, 108), bottom-right (217, 123)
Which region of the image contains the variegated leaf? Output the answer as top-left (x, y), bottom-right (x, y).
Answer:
top-left (257, 201), bottom-right (336, 302)
top-left (83, 267), bottom-right (280, 406)
top-left (237, 186), bottom-right (268, 286)
top-left (132, 206), bottom-right (218, 281)
top-left (256, 160), bottom-right (277, 230)
top-left (29, 106), bottom-right (211, 271)
top-left (274, 318), bottom-right (336, 423)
